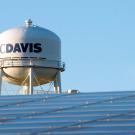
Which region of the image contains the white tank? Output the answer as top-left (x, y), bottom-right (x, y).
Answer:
top-left (0, 20), bottom-right (64, 86)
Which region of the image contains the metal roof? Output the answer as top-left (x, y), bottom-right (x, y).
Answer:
top-left (0, 91), bottom-right (135, 135)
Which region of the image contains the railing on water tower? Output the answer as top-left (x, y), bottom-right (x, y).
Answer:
top-left (0, 57), bottom-right (65, 71)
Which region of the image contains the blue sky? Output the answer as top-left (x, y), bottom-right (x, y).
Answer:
top-left (1, 0), bottom-right (135, 92)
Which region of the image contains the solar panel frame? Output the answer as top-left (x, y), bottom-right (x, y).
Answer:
top-left (0, 91), bottom-right (135, 134)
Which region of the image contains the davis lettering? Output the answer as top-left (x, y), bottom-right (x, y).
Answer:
top-left (0, 43), bottom-right (42, 53)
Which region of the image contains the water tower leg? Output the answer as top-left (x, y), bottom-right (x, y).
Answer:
top-left (54, 71), bottom-right (61, 94)
top-left (29, 67), bottom-right (33, 95)
top-left (54, 79), bottom-right (57, 94)
top-left (57, 71), bottom-right (62, 94)
top-left (0, 69), bottom-right (3, 95)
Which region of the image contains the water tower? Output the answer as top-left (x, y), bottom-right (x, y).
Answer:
top-left (0, 19), bottom-right (65, 95)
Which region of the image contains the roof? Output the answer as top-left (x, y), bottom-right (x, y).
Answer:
top-left (0, 91), bottom-right (135, 135)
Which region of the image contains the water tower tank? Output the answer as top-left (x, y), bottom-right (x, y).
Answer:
top-left (0, 19), bottom-right (65, 94)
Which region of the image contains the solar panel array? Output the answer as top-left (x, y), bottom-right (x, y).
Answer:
top-left (0, 91), bottom-right (135, 135)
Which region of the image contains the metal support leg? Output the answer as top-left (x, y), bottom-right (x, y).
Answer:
top-left (0, 68), bottom-right (3, 95)
top-left (29, 67), bottom-right (33, 95)
top-left (57, 71), bottom-right (61, 94)
top-left (54, 71), bottom-right (62, 94)
top-left (54, 79), bottom-right (57, 94)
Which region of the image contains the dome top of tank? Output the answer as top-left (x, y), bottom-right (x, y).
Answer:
top-left (0, 19), bottom-right (61, 42)
top-left (0, 19), bottom-right (61, 60)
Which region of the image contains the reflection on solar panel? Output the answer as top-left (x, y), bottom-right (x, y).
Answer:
top-left (0, 91), bottom-right (135, 135)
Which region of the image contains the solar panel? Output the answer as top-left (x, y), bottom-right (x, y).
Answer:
top-left (0, 91), bottom-right (135, 134)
